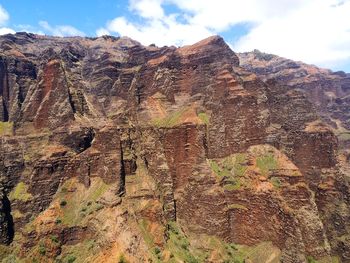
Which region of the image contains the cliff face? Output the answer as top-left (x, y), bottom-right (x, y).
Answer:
top-left (238, 50), bottom-right (350, 151)
top-left (0, 33), bottom-right (349, 263)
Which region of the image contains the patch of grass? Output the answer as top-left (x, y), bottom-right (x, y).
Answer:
top-left (205, 235), bottom-right (281, 263)
top-left (50, 235), bottom-right (59, 243)
top-left (152, 107), bottom-right (189, 128)
top-left (318, 256), bottom-right (340, 263)
top-left (56, 178), bottom-right (110, 226)
top-left (56, 239), bottom-right (97, 263)
top-left (137, 219), bottom-right (162, 261)
top-left (118, 254), bottom-right (128, 263)
top-left (256, 153), bottom-right (278, 176)
top-left (198, 112), bottom-right (210, 125)
top-left (0, 245), bottom-right (11, 259)
top-left (307, 256), bottom-right (318, 263)
top-left (224, 181), bottom-right (241, 191)
top-left (209, 154), bottom-right (247, 190)
top-left (0, 121), bottom-right (13, 136)
top-left (209, 154), bottom-right (247, 178)
top-left (338, 132), bottom-right (350, 141)
top-left (233, 154), bottom-right (247, 177)
top-left (38, 243), bottom-right (46, 256)
top-left (1, 254), bottom-right (21, 263)
top-left (209, 160), bottom-right (225, 177)
top-left (86, 180), bottom-right (109, 202)
top-left (11, 209), bottom-right (24, 219)
top-left (165, 221), bottom-right (199, 263)
top-left (9, 182), bottom-right (33, 202)
top-left (205, 237), bottom-right (243, 262)
top-left (270, 177), bottom-right (281, 188)
top-left (66, 255), bottom-right (77, 263)
top-left (227, 204), bottom-right (248, 211)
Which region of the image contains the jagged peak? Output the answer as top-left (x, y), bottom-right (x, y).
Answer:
top-left (177, 35), bottom-right (239, 66)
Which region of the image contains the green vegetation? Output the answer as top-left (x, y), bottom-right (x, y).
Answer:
top-left (66, 255), bottom-right (77, 263)
top-left (270, 177), bottom-right (281, 188)
top-left (209, 154), bottom-right (247, 178)
top-left (55, 178), bottom-right (109, 226)
top-left (198, 112), bottom-right (210, 125)
top-left (333, 123), bottom-right (350, 142)
top-left (224, 182), bottom-right (241, 191)
top-left (138, 219), bottom-right (281, 263)
top-left (154, 247), bottom-right (161, 255)
top-left (50, 235), bottom-right (59, 243)
top-left (38, 243), bottom-right (46, 256)
top-left (209, 153), bottom-right (247, 190)
top-left (307, 256), bottom-right (318, 263)
top-left (118, 254), bottom-right (128, 263)
top-left (85, 181), bottom-right (109, 202)
top-left (165, 221), bottom-right (199, 263)
top-left (0, 233), bottom-right (26, 262)
top-left (1, 254), bottom-right (21, 263)
top-left (0, 121), bottom-right (13, 136)
top-left (137, 219), bottom-right (161, 261)
top-left (0, 245), bottom-right (12, 261)
top-left (11, 210), bottom-right (24, 219)
top-left (152, 107), bottom-right (189, 127)
top-left (9, 182), bottom-right (33, 202)
top-left (60, 200), bottom-right (67, 206)
top-left (256, 153), bottom-right (278, 176)
top-left (227, 204), bottom-right (248, 211)
top-left (209, 160), bottom-right (223, 176)
top-left (233, 154), bottom-right (248, 177)
top-left (306, 255), bottom-right (340, 263)
top-left (56, 240), bottom-right (97, 263)
top-left (227, 241), bottom-right (280, 263)
top-left (338, 132), bottom-right (350, 141)
top-left (318, 256), bottom-right (340, 263)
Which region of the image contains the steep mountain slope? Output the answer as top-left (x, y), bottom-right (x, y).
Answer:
top-left (238, 50), bottom-right (350, 151)
top-left (0, 33), bottom-right (349, 263)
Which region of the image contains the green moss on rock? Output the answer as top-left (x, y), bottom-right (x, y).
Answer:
top-left (256, 153), bottom-right (278, 176)
top-left (0, 121), bottom-right (13, 136)
top-left (9, 182), bottom-right (33, 202)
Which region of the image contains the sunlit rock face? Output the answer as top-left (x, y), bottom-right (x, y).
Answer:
top-left (0, 33), bottom-right (349, 263)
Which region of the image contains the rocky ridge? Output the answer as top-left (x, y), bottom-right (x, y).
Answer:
top-left (0, 33), bottom-right (349, 262)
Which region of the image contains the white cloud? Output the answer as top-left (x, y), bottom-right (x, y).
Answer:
top-left (0, 5), bottom-right (9, 25)
top-left (129, 0), bottom-right (164, 19)
top-left (39, 21), bottom-right (85, 37)
top-left (0, 27), bottom-right (15, 35)
top-left (97, 0), bottom-right (350, 70)
top-left (16, 24), bottom-right (44, 35)
top-left (234, 0), bottom-right (350, 68)
top-left (104, 15), bottom-right (212, 46)
top-left (0, 5), bottom-right (14, 35)
top-left (168, 0), bottom-right (307, 31)
top-left (96, 27), bottom-right (110, 36)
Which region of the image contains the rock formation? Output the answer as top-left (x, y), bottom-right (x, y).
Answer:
top-left (0, 33), bottom-right (349, 263)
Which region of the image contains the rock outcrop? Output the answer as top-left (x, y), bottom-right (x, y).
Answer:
top-left (0, 33), bottom-right (349, 263)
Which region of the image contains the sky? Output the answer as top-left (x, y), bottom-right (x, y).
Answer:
top-left (0, 0), bottom-right (350, 72)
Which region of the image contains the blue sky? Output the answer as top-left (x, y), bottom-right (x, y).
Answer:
top-left (0, 0), bottom-right (128, 36)
top-left (0, 0), bottom-right (350, 72)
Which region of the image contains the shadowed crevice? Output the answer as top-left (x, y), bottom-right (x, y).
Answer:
top-left (0, 195), bottom-right (14, 245)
